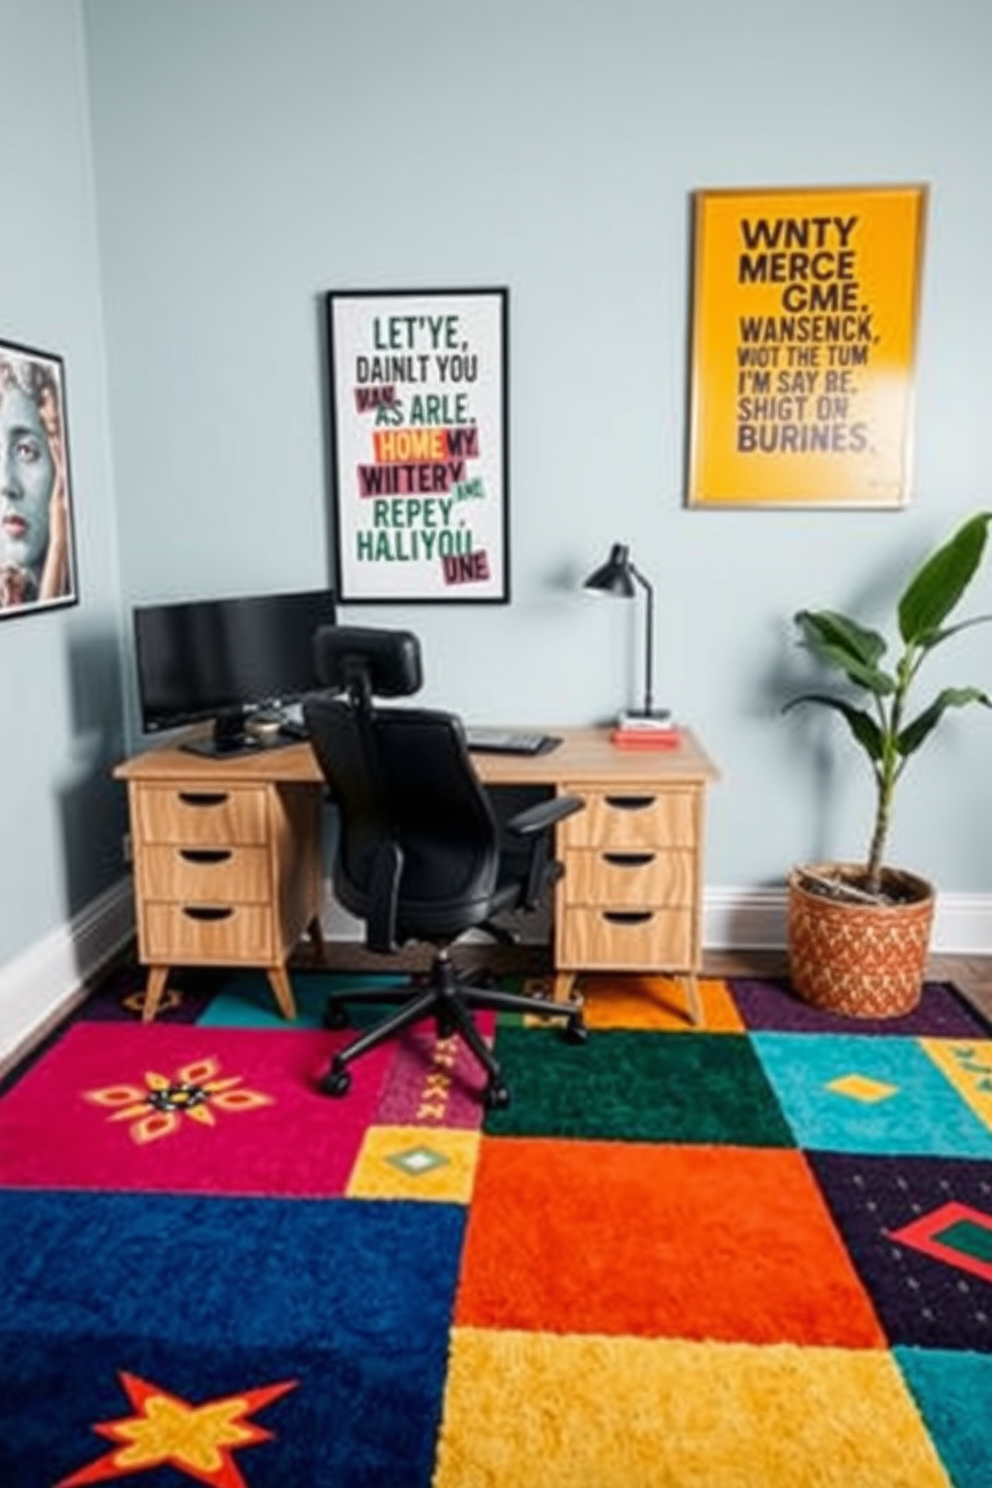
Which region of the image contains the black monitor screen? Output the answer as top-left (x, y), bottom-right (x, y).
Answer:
top-left (133, 587), bottom-right (337, 756)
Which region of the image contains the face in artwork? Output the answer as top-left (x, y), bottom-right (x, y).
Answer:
top-left (0, 381), bottom-right (56, 575)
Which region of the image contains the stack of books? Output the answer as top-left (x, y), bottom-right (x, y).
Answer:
top-left (610, 712), bottom-right (682, 750)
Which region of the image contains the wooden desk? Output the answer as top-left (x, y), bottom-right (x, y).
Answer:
top-left (114, 726), bottom-right (719, 1022)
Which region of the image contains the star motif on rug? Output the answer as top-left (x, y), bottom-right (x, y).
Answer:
top-left (54, 1371), bottom-right (297, 1487)
top-left (82, 1057), bottom-right (273, 1143)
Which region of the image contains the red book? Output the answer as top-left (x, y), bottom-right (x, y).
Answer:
top-left (610, 727), bottom-right (682, 750)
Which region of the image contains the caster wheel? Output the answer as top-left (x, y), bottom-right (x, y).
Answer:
top-left (564, 1017), bottom-right (588, 1045)
top-left (323, 1003), bottom-right (350, 1030)
top-left (319, 1066), bottom-right (352, 1098)
top-left (484, 1082), bottom-right (510, 1112)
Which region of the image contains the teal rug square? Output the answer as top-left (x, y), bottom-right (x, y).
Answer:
top-left (752, 1033), bottom-right (992, 1158)
top-left (895, 1347), bottom-right (992, 1488)
top-left (197, 970), bottom-right (408, 1029)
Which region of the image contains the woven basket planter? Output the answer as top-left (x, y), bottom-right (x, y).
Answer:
top-left (787, 863), bottom-right (935, 1019)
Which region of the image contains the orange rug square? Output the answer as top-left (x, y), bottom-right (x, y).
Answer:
top-left (580, 974), bottom-right (744, 1031)
top-left (455, 1138), bottom-right (884, 1347)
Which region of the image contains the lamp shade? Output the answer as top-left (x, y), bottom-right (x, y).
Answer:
top-left (583, 543), bottom-right (636, 598)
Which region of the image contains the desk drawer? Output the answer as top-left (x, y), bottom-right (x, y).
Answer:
top-left (137, 845), bottom-right (271, 903)
top-left (560, 790), bottom-right (695, 849)
top-left (141, 902), bottom-right (274, 963)
top-left (134, 786), bottom-right (269, 846)
top-left (562, 848), bottom-right (694, 907)
top-left (559, 907), bottom-right (693, 970)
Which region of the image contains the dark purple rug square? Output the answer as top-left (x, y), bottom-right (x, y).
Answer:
top-left (809, 1151), bottom-right (992, 1351)
top-left (73, 963), bottom-right (218, 1024)
top-left (730, 977), bottom-right (986, 1037)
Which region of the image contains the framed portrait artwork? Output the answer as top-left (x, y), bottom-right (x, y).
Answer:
top-left (0, 336), bottom-right (79, 619)
top-left (686, 183), bottom-right (928, 509)
top-left (326, 287), bottom-right (509, 602)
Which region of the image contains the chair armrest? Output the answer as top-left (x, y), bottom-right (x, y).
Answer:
top-left (504, 793), bottom-right (584, 839)
top-left (504, 794), bottom-right (584, 911)
top-left (366, 841), bottom-right (404, 954)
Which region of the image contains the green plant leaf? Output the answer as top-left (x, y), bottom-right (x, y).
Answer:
top-left (782, 692), bottom-right (885, 759)
top-left (897, 686), bottom-right (992, 757)
top-left (914, 611), bottom-right (992, 654)
top-left (793, 610), bottom-right (894, 693)
top-left (898, 512), bottom-right (992, 645)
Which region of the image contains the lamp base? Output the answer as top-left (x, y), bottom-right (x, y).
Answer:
top-left (617, 708), bottom-right (672, 730)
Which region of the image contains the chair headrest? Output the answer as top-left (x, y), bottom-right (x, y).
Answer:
top-left (312, 625), bottom-right (423, 698)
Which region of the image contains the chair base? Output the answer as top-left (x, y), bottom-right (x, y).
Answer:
top-left (317, 949), bottom-right (586, 1109)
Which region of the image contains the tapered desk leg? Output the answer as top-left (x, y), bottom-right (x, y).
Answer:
top-left (142, 966), bottom-right (170, 1023)
top-left (266, 965), bottom-right (298, 1021)
top-left (306, 915), bottom-right (327, 965)
top-left (681, 972), bottom-right (703, 1026)
top-left (553, 971), bottom-right (579, 1004)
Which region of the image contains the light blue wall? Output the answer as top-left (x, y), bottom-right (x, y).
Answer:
top-left (5, 0), bottom-right (991, 979)
top-left (82, 0), bottom-right (992, 895)
top-left (0, 0), bottom-right (126, 968)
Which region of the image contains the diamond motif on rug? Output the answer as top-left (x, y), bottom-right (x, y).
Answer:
top-left (388, 1144), bottom-right (451, 1177)
top-left (827, 1073), bottom-right (898, 1104)
top-left (888, 1200), bottom-right (992, 1284)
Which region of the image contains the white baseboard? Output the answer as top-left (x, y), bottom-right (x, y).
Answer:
top-left (0, 880), bottom-right (134, 1077)
top-left (703, 884), bottom-right (992, 956)
top-left (1, 879), bottom-right (988, 1073)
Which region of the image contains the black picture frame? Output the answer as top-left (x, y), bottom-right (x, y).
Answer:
top-left (0, 336), bottom-right (79, 620)
top-left (326, 287), bottom-right (509, 603)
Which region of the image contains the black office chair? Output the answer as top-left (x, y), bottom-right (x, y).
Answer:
top-left (302, 625), bottom-right (587, 1110)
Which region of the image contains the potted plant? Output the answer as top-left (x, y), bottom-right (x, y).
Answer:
top-left (783, 510), bottom-right (992, 1017)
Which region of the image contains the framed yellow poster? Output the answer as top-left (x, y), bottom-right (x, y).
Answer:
top-left (686, 183), bottom-right (928, 508)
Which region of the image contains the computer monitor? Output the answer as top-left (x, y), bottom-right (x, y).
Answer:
top-left (133, 586), bottom-right (337, 757)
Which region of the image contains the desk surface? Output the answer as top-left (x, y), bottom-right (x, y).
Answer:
top-left (113, 725), bottom-right (720, 788)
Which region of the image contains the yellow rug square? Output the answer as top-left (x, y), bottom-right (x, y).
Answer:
top-left (579, 974), bottom-right (744, 1031)
top-left (346, 1124), bottom-right (480, 1202)
top-left (434, 1329), bottom-right (949, 1488)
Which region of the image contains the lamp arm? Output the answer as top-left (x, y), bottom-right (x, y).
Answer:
top-left (629, 561), bottom-right (655, 716)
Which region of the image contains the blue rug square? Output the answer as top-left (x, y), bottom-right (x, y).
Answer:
top-left (0, 1188), bottom-right (464, 1488)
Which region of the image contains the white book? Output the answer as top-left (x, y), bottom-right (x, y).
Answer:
top-left (616, 709), bottom-right (674, 731)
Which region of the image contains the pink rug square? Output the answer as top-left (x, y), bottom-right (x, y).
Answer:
top-left (0, 1023), bottom-right (388, 1197)
top-left (376, 1011), bottom-right (495, 1128)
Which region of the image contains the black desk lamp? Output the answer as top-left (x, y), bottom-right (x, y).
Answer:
top-left (583, 542), bottom-right (670, 726)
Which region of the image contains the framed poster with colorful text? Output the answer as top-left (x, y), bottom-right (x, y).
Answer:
top-left (326, 287), bottom-right (509, 601)
top-left (686, 184), bottom-right (928, 509)
top-left (0, 337), bottom-right (79, 620)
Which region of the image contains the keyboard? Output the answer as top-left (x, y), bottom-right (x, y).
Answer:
top-left (465, 728), bottom-right (560, 756)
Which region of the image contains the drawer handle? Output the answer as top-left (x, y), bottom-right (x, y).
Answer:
top-left (178, 848), bottom-right (233, 865)
top-left (604, 795), bottom-right (656, 811)
top-left (181, 906), bottom-right (234, 922)
top-left (603, 852), bottom-right (655, 868)
top-left (177, 791), bottom-right (230, 808)
top-left (602, 910), bottom-right (654, 926)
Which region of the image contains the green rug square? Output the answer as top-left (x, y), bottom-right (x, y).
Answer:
top-left (485, 1027), bottom-right (794, 1145)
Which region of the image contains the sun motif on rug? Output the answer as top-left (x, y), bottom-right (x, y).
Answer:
top-left (82, 1057), bottom-right (273, 1144)
top-left (54, 1370), bottom-right (297, 1486)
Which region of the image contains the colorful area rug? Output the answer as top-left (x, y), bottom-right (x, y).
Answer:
top-left (1, 966), bottom-right (990, 1487)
